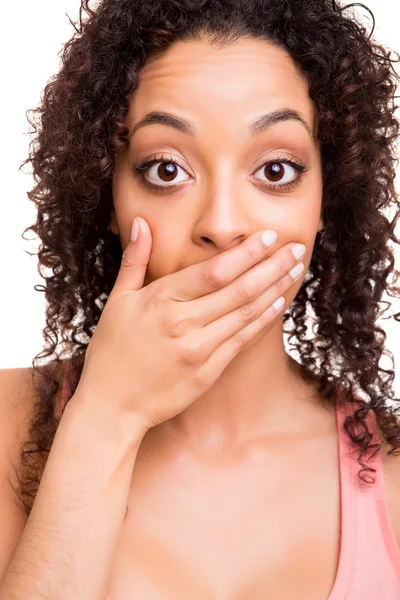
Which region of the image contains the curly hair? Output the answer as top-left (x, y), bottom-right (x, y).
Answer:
top-left (11, 0), bottom-right (400, 516)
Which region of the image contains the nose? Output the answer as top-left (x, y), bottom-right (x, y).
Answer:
top-left (192, 191), bottom-right (265, 252)
top-left (199, 229), bottom-right (247, 251)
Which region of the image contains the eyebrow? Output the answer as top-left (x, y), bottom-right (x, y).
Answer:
top-left (128, 108), bottom-right (315, 141)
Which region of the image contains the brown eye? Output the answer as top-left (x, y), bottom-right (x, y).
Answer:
top-left (134, 155), bottom-right (309, 194)
top-left (254, 161), bottom-right (297, 186)
top-left (138, 159), bottom-right (190, 187)
top-left (155, 162), bottom-right (179, 182)
top-left (266, 163), bottom-right (285, 181)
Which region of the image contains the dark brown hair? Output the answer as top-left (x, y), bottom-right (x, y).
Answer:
top-left (12, 0), bottom-right (400, 516)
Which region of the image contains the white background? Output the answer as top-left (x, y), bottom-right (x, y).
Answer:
top-left (1, 1), bottom-right (400, 399)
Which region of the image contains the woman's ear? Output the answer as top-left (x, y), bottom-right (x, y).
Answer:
top-left (109, 209), bottom-right (119, 235)
top-left (317, 216), bottom-right (324, 233)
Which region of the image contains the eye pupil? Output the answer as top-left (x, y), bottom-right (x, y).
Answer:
top-left (266, 162), bottom-right (284, 181)
top-left (158, 162), bottom-right (177, 181)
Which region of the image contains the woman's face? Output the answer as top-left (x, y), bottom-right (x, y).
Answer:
top-left (111, 38), bottom-right (323, 290)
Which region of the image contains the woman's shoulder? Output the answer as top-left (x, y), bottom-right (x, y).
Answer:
top-left (0, 360), bottom-right (71, 576)
top-left (0, 359), bottom-right (72, 426)
top-left (0, 360), bottom-right (73, 504)
top-left (0, 366), bottom-right (37, 442)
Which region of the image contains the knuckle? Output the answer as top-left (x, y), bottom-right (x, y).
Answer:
top-left (270, 277), bottom-right (286, 296)
top-left (233, 328), bottom-right (248, 350)
top-left (192, 366), bottom-right (208, 390)
top-left (166, 315), bottom-right (190, 338)
top-left (246, 243), bottom-right (259, 263)
top-left (172, 274), bottom-right (194, 301)
top-left (276, 256), bottom-right (290, 279)
top-left (239, 301), bottom-right (258, 323)
top-left (149, 281), bottom-right (171, 311)
top-left (152, 292), bottom-right (169, 311)
top-left (202, 264), bottom-right (227, 288)
top-left (234, 280), bottom-right (253, 303)
top-left (120, 250), bottom-right (136, 269)
top-left (178, 338), bottom-right (201, 365)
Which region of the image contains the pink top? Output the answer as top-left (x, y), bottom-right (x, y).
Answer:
top-left (60, 370), bottom-right (400, 599)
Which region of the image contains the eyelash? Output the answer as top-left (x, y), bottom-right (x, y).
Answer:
top-left (133, 153), bottom-right (309, 194)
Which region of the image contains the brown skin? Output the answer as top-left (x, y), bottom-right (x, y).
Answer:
top-left (0, 36), bottom-right (396, 600)
top-left (110, 38), bottom-right (326, 457)
top-left (104, 36), bottom-right (399, 598)
top-left (102, 38), bottom-right (354, 598)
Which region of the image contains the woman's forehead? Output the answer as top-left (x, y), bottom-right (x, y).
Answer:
top-left (136, 38), bottom-right (309, 100)
top-left (128, 39), bottom-right (316, 143)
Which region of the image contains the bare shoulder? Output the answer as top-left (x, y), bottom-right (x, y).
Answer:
top-left (0, 360), bottom-right (71, 467)
top-left (0, 367), bottom-right (36, 577)
top-left (0, 366), bottom-right (39, 471)
top-left (0, 361), bottom-right (69, 579)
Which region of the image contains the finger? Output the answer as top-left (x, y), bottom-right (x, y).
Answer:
top-left (183, 241), bottom-right (305, 327)
top-left (186, 257), bottom-right (303, 365)
top-left (164, 229), bottom-right (279, 303)
top-left (109, 217), bottom-right (153, 301)
top-left (195, 286), bottom-right (289, 385)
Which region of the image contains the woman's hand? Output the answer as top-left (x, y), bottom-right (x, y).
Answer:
top-left (73, 216), bottom-right (305, 434)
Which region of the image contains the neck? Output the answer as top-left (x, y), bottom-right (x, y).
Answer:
top-left (161, 317), bottom-right (329, 453)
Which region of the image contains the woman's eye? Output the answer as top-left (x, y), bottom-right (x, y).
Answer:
top-left (252, 161), bottom-right (299, 187)
top-left (137, 158), bottom-right (190, 187)
top-left (134, 155), bottom-right (308, 193)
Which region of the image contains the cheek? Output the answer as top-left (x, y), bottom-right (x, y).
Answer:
top-left (143, 231), bottom-right (182, 284)
top-left (296, 232), bottom-right (317, 270)
top-left (276, 212), bottom-right (320, 269)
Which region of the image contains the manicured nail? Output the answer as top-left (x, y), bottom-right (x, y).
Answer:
top-left (273, 296), bottom-right (285, 311)
top-left (289, 262), bottom-right (305, 279)
top-left (291, 243), bottom-right (306, 260)
top-left (131, 219), bottom-right (139, 242)
top-left (261, 230), bottom-right (278, 247)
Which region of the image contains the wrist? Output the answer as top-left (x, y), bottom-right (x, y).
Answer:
top-left (64, 391), bottom-right (149, 452)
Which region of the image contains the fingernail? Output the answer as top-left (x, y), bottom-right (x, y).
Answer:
top-left (289, 262), bottom-right (305, 279)
top-left (261, 230), bottom-right (278, 247)
top-left (131, 219), bottom-right (139, 242)
top-left (273, 296), bottom-right (285, 311)
top-left (291, 243), bottom-right (306, 260)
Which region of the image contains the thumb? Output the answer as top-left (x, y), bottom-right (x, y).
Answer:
top-left (111, 217), bottom-right (153, 296)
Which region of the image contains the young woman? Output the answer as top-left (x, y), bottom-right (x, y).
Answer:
top-left (1, 0), bottom-right (400, 598)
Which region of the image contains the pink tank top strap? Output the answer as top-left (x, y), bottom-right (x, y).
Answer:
top-left (328, 392), bottom-right (358, 599)
top-left (334, 387), bottom-right (400, 598)
top-left (364, 402), bottom-right (400, 586)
